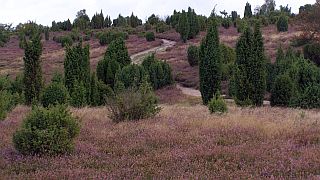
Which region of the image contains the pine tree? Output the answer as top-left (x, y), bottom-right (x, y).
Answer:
top-left (199, 19), bottom-right (222, 105)
top-left (23, 31), bottom-right (43, 105)
top-left (177, 10), bottom-right (189, 43)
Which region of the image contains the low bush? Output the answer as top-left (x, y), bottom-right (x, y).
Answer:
top-left (221, 18), bottom-right (231, 29)
top-left (107, 79), bottom-right (160, 123)
top-left (53, 35), bottom-right (73, 47)
top-left (187, 45), bottom-right (199, 66)
top-left (115, 64), bottom-right (148, 88)
top-left (156, 22), bottom-right (170, 33)
top-left (277, 14), bottom-right (288, 32)
top-left (146, 32), bottom-right (155, 41)
top-left (0, 90), bottom-right (19, 120)
top-left (270, 74), bottom-right (295, 107)
top-left (13, 105), bottom-right (80, 155)
top-left (98, 31), bottom-right (129, 46)
top-left (304, 43), bottom-right (320, 66)
top-left (41, 83), bottom-right (69, 108)
top-left (208, 92), bottom-right (228, 114)
top-left (142, 54), bottom-right (173, 89)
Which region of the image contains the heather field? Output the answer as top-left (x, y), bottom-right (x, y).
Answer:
top-left (1, 94), bottom-right (320, 178)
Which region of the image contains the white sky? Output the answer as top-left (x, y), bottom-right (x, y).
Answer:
top-left (0, 0), bottom-right (316, 26)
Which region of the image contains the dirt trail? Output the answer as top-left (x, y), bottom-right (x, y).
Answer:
top-left (130, 39), bottom-right (176, 64)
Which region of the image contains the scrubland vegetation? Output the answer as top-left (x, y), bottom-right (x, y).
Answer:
top-left (0, 0), bottom-right (320, 178)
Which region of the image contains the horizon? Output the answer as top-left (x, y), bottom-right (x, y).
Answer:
top-left (0, 0), bottom-right (316, 26)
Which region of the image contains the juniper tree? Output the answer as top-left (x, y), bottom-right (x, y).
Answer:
top-left (244, 2), bottom-right (253, 18)
top-left (64, 42), bottom-right (91, 103)
top-left (234, 23), bottom-right (266, 106)
top-left (199, 19), bottom-right (222, 105)
top-left (177, 10), bottom-right (190, 43)
top-left (187, 7), bottom-right (200, 39)
top-left (251, 23), bottom-right (266, 106)
top-left (90, 72), bottom-right (99, 106)
top-left (23, 31), bottom-right (43, 105)
top-left (234, 26), bottom-right (254, 105)
top-left (105, 38), bottom-right (131, 67)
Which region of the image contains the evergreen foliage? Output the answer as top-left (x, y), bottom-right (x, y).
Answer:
top-left (270, 74), bottom-right (295, 107)
top-left (187, 45), bottom-right (199, 66)
top-left (277, 14), bottom-right (288, 32)
top-left (177, 10), bottom-right (189, 43)
top-left (41, 82), bottom-right (69, 108)
top-left (234, 23), bottom-right (266, 106)
top-left (13, 105), bottom-right (80, 156)
top-left (208, 92), bottom-right (228, 114)
top-left (23, 31), bottom-right (43, 105)
top-left (91, 10), bottom-right (105, 29)
top-left (199, 19), bottom-right (222, 105)
top-left (244, 2), bottom-right (253, 18)
top-left (64, 42), bottom-right (91, 106)
top-left (146, 32), bottom-right (155, 41)
top-left (304, 43), bottom-right (320, 66)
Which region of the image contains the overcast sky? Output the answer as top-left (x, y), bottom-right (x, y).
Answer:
top-left (0, 0), bottom-right (316, 26)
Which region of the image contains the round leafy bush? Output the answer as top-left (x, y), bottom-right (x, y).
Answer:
top-left (270, 74), bottom-right (295, 107)
top-left (277, 15), bottom-right (288, 32)
top-left (304, 43), bottom-right (320, 66)
top-left (107, 79), bottom-right (160, 122)
top-left (41, 83), bottom-right (69, 108)
top-left (187, 45), bottom-right (199, 66)
top-left (146, 32), bottom-right (155, 42)
top-left (13, 105), bottom-right (80, 155)
top-left (208, 92), bottom-right (228, 114)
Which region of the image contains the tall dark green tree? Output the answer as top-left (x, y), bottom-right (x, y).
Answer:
top-left (244, 2), bottom-right (253, 18)
top-left (64, 42), bottom-right (91, 103)
top-left (177, 10), bottom-right (189, 43)
top-left (90, 72), bottom-right (99, 106)
top-left (187, 7), bottom-right (200, 39)
top-left (23, 31), bottom-right (43, 105)
top-left (234, 23), bottom-right (266, 106)
top-left (251, 23), bottom-right (266, 106)
top-left (199, 19), bottom-right (222, 105)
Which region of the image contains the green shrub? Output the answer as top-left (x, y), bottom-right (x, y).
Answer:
top-left (221, 18), bottom-right (231, 29)
top-left (54, 36), bottom-right (73, 47)
top-left (115, 64), bottom-right (148, 88)
top-left (107, 79), bottom-right (160, 123)
top-left (270, 74), bottom-right (295, 107)
top-left (70, 81), bottom-right (87, 108)
top-left (41, 83), bottom-right (69, 108)
top-left (156, 22), bottom-right (170, 33)
top-left (146, 32), bottom-right (155, 41)
top-left (98, 31), bottom-right (129, 46)
top-left (142, 54), bottom-right (173, 89)
top-left (0, 90), bottom-right (19, 120)
top-left (13, 105), bottom-right (80, 155)
top-left (304, 43), bottom-right (320, 66)
top-left (70, 29), bottom-right (80, 41)
top-left (277, 14), bottom-right (288, 32)
top-left (187, 45), bottom-right (199, 66)
top-left (44, 28), bottom-right (49, 41)
top-left (298, 85), bottom-right (320, 109)
top-left (97, 80), bottom-right (113, 106)
top-left (208, 92), bottom-right (228, 114)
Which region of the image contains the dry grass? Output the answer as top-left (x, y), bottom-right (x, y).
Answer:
top-left (1, 101), bottom-right (320, 179)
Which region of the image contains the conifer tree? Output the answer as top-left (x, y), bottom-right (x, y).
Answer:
top-left (199, 19), bottom-right (222, 105)
top-left (234, 24), bottom-right (266, 106)
top-left (244, 2), bottom-right (253, 18)
top-left (251, 23), bottom-right (266, 106)
top-left (177, 10), bottom-right (189, 43)
top-left (105, 38), bottom-right (131, 67)
top-left (23, 31), bottom-right (43, 105)
top-left (64, 42), bottom-right (91, 103)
